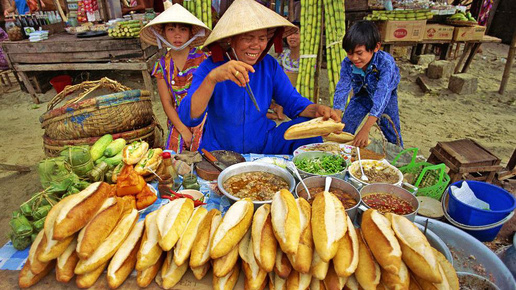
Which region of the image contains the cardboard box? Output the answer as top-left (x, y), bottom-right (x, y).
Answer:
top-left (424, 24), bottom-right (455, 40)
top-left (453, 26), bottom-right (486, 41)
top-left (377, 20), bottom-right (427, 42)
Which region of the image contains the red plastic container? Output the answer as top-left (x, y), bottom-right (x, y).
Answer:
top-left (50, 75), bottom-right (72, 93)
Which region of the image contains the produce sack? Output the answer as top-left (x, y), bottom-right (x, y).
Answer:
top-left (60, 145), bottom-right (94, 178)
top-left (38, 157), bottom-right (73, 188)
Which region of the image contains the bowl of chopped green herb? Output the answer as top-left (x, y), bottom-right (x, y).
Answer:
top-left (292, 151), bottom-right (348, 180)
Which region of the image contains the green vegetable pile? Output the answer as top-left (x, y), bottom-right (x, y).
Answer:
top-left (294, 155), bottom-right (346, 175)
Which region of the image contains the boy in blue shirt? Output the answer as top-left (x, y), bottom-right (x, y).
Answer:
top-left (334, 20), bottom-right (403, 148)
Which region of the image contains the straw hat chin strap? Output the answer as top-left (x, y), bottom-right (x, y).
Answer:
top-left (151, 27), bottom-right (206, 50)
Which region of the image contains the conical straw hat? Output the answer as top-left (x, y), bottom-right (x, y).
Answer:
top-left (140, 4), bottom-right (211, 47)
top-left (203, 0), bottom-right (297, 49)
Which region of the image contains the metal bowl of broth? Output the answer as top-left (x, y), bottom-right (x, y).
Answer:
top-left (295, 176), bottom-right (361, 221)
top-left (360, 183), bottom-right (419, 222)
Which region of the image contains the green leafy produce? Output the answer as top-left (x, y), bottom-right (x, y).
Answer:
top-left (294, 155), bottom-right (346, 175)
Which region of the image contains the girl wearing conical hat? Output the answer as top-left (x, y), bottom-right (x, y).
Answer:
top-left (177, 0), bottom-right (341, 154)
top-left (140, 4), bottom-right (211, 153)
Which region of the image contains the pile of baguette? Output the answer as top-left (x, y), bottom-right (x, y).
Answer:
top-left (19, 185), bottom-right (459, 290)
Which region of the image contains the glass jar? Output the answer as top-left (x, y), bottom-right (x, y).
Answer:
top-left (5, 18), bottom-right (24, 41)
top-left (182, 173), bottom-right (200, 190)
top-left (144, 8), bottom-right (156, 22)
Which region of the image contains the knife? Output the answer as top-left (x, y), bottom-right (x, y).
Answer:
top-left (201, 149), bottom-right (227, 171)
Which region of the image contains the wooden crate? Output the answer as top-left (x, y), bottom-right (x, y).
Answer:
top-left (345, 0), bottom-right (368, 11)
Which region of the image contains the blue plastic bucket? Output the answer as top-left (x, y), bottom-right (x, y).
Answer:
top-left (444, 180), bottom-right (516, 241)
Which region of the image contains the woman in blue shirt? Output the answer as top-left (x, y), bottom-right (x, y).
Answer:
top-left (3, 0), bottom-right (30, 16)
top-left (178, 0), bottom-right (340, 154)
top-left (334, 20), bottom-right (403, 148)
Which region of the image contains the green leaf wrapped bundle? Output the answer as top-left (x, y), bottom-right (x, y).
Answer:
top-left (38, 157), bottom-right (72, 188)
top-left (60, 146), bottom-right (94, 178)
top-left (9, 215), bottom-right (33, 237)
top-left (10, 232), bottom-right (32, 250)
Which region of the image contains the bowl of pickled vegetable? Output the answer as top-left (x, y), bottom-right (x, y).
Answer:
top-left (292, 151), bottom-right (348, 180)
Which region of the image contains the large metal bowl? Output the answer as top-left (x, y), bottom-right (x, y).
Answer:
top-left (348, 159), bottom-right (403, 187)
top-left (360, 183), bottom-right (419, 222)
top-left (295, 176), bottom-right (361, 221)
top-left (292, 151), bottom-right (348, 180)
top-left (217, 162), bottom-right (296, 207)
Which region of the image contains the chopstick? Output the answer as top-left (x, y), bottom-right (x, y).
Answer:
top-left (225, 50), bottom-right (261, 112)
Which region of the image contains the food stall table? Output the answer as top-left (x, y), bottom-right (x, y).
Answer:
top-left (1, 33), bottom-right (164, 104)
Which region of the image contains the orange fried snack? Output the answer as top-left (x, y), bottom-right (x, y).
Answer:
top-left (135, 185), bottom-right (157, 210)
top-left (117, 165), bottom-right (146, 196)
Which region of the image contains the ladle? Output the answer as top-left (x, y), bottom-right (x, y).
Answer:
top-left (356, 147), bottom-right (369, 182)
top-left (324, 176), bottom-right (332, 192)
top-left (289, 161), bottom-right (309, 199)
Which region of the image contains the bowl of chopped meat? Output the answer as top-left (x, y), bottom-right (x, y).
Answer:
top-left (348, 159), bottom-right (403, 187)
top-left (217, 162), bottom-right (296, 207)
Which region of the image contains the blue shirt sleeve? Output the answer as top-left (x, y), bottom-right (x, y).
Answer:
top-left (333, 59), bottom-right (352, 111)
top-left (178, 59), bottom-right (211, 127)
top-left (369, 56), bottom-right (399, 118)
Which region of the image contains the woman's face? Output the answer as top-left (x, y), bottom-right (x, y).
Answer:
top-left (230, 29), bottom-right (268, 65)
top-left (286, 31), bottom-right (300, 48)
top-left (164, 23), bottom-right (191, 47)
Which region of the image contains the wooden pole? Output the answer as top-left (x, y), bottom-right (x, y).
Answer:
top-left (499, 29), bottom-right (516, 94)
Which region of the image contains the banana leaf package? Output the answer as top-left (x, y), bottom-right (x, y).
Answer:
top-left (9, 215), bottom-right (32, 237)
top-left (10, 232), bottom-right (32, 251)
top-left (60, 146), bottom-right (94, 178)
top-left (38, 156), bottom-right (73, 188)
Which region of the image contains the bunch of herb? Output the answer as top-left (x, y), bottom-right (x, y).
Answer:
top-left (294, 155), bottom-right (345, 175)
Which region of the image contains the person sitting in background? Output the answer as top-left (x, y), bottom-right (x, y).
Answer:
top-left (121, 0), bottom-right (145, 15)
top-left (277, 21), bottom-right (300, 74)
top-left (3, 0), bottom-right (30, 16)
top-left (333, 20), bottom-right (403, 148)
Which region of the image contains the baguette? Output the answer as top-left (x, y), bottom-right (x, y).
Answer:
top-left (173, 206), bottom-right (208, 266)
top-left (287, 198), bottom-right (312, 274)
top-left (309, 278), bottom-right (326, 290)
top-left (355, 228), bottom-right (381, 290)
top-left (433, 248), bottom-right (459, 290)
top-left (213, 262), bottom-right (240, 290)
top-left (361, 209), bottom-right (401, 274)
top-left (136, 252), bottom-right (165, 288)
top-left (240, 229), bottom-right (268, 290)
top-left (191, 263), bottom-right (211, 280)
top-left (344, 275), bottom-right (359, 290)
top-left (38, 194), bottom-right (76, 262)
top-left (75, 208), bottom-right (138, 274)
top-left (380, 260), bottom-right (410, 290)
top-left (211, 198), bottom-right (254, 259)
top-left (53, 181), bottom-right (111, 240)
top-left (26, 230), bottom-right (47, 275)
top-left (271, 189), bottom-right (301, 255)
top-left (324, 261), bottom-right (348, 290)
top-left (107, 220), bottom-right (144, 289)
top-left (310, 251), bottom-right (329, 280)
top-left (160, 251), bottom-right (189, 289)
top-left (274, 247), bottom-right (292, 279)
top-left (269, 272), bottom-right (288, 290)
top-left (75, 261), bottom-right (107, 288)
top-left (122, 140), bottom-right (149, 165)
top-left (286, 270), bottom-right (312, 290)
top-left (156, 197), bottom-right (195, 251)
top-left (18, 258), bottom-right (55, 288)
top-left (284, 117), bottom-right (345, 140)
top-left (134, 148), bottom-right (163, 175)
top-left (213, 244), bottom-right (239, 277)
top-left (76, 197), bottom-right (123, 260)
top-left (412, 264), bottom-right (450, 290)
top-left (56, 239), bottom-right (79, 283)
top-left (252, 204), bottom-right (277, 272)
top-left (387, 213), bottom-right (442, 283)
top-left (324, 132), bottom-right (355, 143)
top-left (136, 210), bottom-right (163, 271)
top-left (190, 209), bottom-right (222, 267)
top-left (311, 191), bottom-right (347, 262)
top-left (333, 215), bottom-right (359, 277)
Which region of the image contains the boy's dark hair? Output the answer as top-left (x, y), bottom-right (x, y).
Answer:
top-left (342, 20), bottom-right (381, 53)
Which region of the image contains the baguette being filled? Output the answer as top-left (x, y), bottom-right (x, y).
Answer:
top-left (284, 117), bottom-right (345, 140)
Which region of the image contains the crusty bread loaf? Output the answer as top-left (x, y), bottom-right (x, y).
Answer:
top-left (274, 247), bottom-right (292, 279)
top-left (190, 209), bottom-right (221, 267)
top-left (75, 262), bottom-right (108, 289)
top-left (53, 182), bottom-right (111, 240)
top-left (380, 260), bottom-right (410, 290)
top-left (344, 275), bottom-right (360, 290)
top-left (324, 132), bottom-right (355, 143)
top-left (269, 272), bottom-right (288, 290)
top-left (156, 198), bottom-right (195, 251)
top-left (191, 263), bottom-right (211, 280)
top-left (284, 117), bottom-right (345, 140)
top-left (324, 261), bottom-right (348, 290)
top-left (361, 209), bottom-right (402, 274)
top-left (239, 229), bottom-right (268, 290)
top-left (252, 204), bottom-right (277, 273)
top-left (433, 248), bottom-right (459, 290)
top-left (213, 244), bottom-right (239, 278)
top-left (387, 213), bottom-right (441, 283)
top-left (271, 189), bottom-right (301, 255)
top-left (211, 198), bottom-right (254, 259)
top-left (26, 230), bottom-right (48, 275)
top-left (355, 228), bottom-right (381, 290)
top-left (412, 264), bottom-right (450, 290)
top-left (159, 251), bottom-right (189, 289)
top-left (136, 252), bottom-right (165, 288)
top-left (18, 258), bottom-right (55, 288)
top-left (286, 270), bottom-right (312, 290)
top-left (310, 250), bottom-right (330, 281)
top-left (309, 278), bottom-right (326, 290)
top-left (136, 210), bottom-right (163, 271)
top-left (333, 215), bottom-right (359, 277)
top-left (311, 191), bottom-right (347, 262)
top-left (213, 262), bottom-right (240, 290)
top-left (287, 198), bottom-right (313, 274)
top-left (56, 239), bottom-right (79, 283)
top-left (173, 206), bottom-right (208, 266)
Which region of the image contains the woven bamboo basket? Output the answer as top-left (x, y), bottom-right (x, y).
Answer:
top-left (43, 121), bottom-right (163, 157)
top-left (40, 78), bottom-right (154, 140)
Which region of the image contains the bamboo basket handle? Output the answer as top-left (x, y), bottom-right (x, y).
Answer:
top-left (377, 114), bottom-right (402, 147)
top-left (47, 77), bottom-right (132, 111)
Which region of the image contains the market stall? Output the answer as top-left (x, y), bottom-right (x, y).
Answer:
top-left (1, 32), bottom-right (163, 104)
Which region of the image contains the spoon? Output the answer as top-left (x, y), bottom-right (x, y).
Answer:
top-left (289, 161), bottom-right (309, 200)
top-left (324, 176), bottom-right (332, 192)
top-left (356, 147), bottom-right (369, 182)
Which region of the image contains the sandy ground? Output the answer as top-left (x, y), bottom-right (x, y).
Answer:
top-left (0, 42), bottom-right (514, 286)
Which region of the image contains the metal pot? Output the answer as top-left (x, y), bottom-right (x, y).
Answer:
top-left (348, 159), bottom-right (403, 187)
top-left (360, 183), bottom-right (419, 222)
top-left (292, 151), bottom-right (348, 180)
top-left (295, 176), bottom-right (361, 221)
top-left (217, 162), bottom-right (296, 208)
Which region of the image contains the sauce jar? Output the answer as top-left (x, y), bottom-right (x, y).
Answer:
top-left (182, 173), bottom-right (200, 190)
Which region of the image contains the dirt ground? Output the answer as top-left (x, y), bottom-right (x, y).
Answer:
top-left (0, 42), bottom-right (514, 286)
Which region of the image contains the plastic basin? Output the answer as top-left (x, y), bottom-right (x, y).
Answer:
top-left (50, 75), bottom-right (72, 93)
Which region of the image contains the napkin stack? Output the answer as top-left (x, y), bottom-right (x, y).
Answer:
top-left (29, 30), bottom-right (49, 42)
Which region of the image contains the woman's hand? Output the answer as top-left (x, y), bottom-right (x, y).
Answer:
top-left (314, 105), bottom-right (342, 123)
top-left (178, 127), bottom-right (193, 149)
top-left (207, 60), bottom-right (255, 88)
top-left (266, 102), bottom-right (285, 120)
